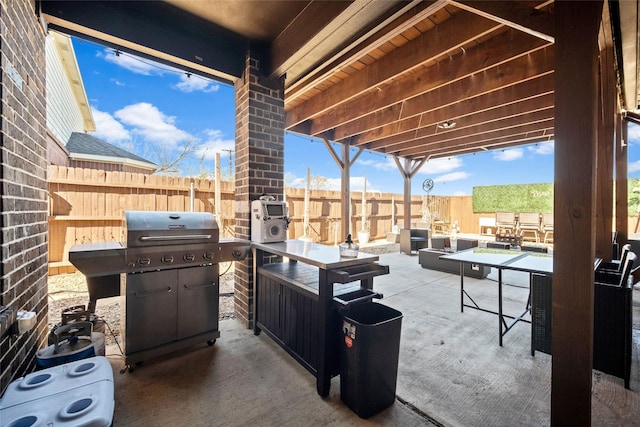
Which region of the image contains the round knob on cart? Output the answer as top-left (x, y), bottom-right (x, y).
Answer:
top-left (160, 255), bottom-right (174, 264)
top-left (138, 257), bottom-right (151, 266)
top-left (183, 253), bottom-right (196, 262)
top-left (203, 251), bottom-right (215, 261)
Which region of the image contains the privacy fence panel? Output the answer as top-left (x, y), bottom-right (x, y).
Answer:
top-left (51, 166), bottom-right (563, 276)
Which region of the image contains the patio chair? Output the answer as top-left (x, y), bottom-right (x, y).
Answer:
top-left (595, 245), bottom-right (634, 286)
top-left (431, 213), bottom-right (450, 235)
top-left (517, 212), bottom-right (541, 243)
top-left (594, 250), bottom-right (636, 288)
top-left (541, 213), bottom-right (554, 243)
top-left (593, 251), bottom-right (635, 389)
top-left (495, 212), bottom-right (516, 235)
top-left (596, 243), bottom-right (631, 278)
top-left (400, 228), bottom-right (429, 255)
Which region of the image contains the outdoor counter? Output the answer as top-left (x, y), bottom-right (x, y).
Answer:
top-left (251, 239), bottom-right (381, 269)
top-left (251, 240), bottom-right (388, 397)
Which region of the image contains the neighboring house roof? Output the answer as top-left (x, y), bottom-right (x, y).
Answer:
top-left (67, 132), bottom-right (157, 171)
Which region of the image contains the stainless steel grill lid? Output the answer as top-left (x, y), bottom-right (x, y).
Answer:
top-left (125, 211), bottom-right (219, 247)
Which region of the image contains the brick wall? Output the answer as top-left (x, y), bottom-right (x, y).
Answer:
top-left (234, 53), bottom-right (285, 327)
top-left (0, 0), bottom-right (49, 393)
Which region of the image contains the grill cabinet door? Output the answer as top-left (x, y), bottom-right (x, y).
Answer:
top-left (124, 270), bottom-right (178, 353)
top-left (177, 265), bottom-right (219, 339)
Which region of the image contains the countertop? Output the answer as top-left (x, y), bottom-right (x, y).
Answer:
top-left (252, 240), bottom-right (380, 270)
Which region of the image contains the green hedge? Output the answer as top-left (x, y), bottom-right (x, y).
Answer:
top-left (629, 178), bottom-right (640, 216)
top-left (472, 183), bottom-right (553, 213)
top-left (474, 181), bottom-right (640, 215)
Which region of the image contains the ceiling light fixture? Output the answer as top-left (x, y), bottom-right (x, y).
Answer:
top-left (438, 120), bottom-right (456, 129)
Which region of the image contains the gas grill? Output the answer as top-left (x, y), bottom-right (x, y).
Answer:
top-left (69, 211), bottom-right (250, 367)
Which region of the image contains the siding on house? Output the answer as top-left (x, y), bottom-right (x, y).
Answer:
top-left (45, 32), bottom-right (92, 147)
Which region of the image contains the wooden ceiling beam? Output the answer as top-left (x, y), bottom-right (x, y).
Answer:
top-left (298, 45), bottom-right (554, 137)
top-left (270, 1), bottom-right (354, 78)
top-left (285, 0), bottom-right (446, 101)
top-left (330, 29), bottom-right (550, 140)
top-left (351, 78), bottom-right (554, 146)
top-left (396, 119), bottom-right (554, 157)
top-left (380, 109), bottom-right (554, 154)
top-left (285, 8), bottom-right (503, 128)
top-left (450, 0), bottom-right (554, 42)
top-left (365, 97), bottom-right (553, 151)
top-left (422, 134), bottom-right (554, 160)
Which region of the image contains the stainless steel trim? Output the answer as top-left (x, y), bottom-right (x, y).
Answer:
top-left (183, 282), bottom-right (216, 290)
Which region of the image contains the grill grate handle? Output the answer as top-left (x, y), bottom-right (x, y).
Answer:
top-left (138, 234), bottom-right (212, 242)
top-left (133, 287), bottom-right (173, 297)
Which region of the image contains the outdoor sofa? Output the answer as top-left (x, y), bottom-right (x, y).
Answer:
top-left (418, 237), bottom-right (491, 279)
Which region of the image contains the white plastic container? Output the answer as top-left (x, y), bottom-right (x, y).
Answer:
top-left (0, 356), bottom-right (114, 427)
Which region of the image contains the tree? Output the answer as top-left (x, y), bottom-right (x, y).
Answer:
top-left (150, 137), bottom-right (200, 175)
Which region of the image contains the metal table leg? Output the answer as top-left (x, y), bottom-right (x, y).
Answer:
top-left (498, 268), bottom-right (503, 346)
top-left (316, 269), bottom-right (331, 397)
top-left (460, 262), bottom-right (465, 312)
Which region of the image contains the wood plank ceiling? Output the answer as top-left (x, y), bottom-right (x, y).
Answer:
top-left (283, 1), bottom-right (556, 162)
top-left (40, 0), bottom-right (636, 163)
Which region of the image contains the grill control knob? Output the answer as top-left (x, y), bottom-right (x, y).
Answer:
top-left (139, 257), bottom-right (151, 266)
top-left (161, 255), bottom-right (174, 264)
top-left (232, 248), bottom-right (243, 259)
top-left (203, 251), bottom-right (215, 261)
top-left (184, 254), bottom-right (196, 262)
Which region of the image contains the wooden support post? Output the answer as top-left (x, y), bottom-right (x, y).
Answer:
top-left (595, 43), bottom-right (616, 261)
top-left (616, 114), bottom-right (628, 245)
top-left (552, 2), bottom-right (603, 425)
top-left (322, 139), bottom-right (363, 239)
top-left (393, 156), bottom-right (428, 230)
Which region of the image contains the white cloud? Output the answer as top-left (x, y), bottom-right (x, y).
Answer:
top-left (434, 171), bottom-right (471, 182)
top-left (114, 102), bottom-right (192, 146)
top-left (629, 160), bottom-right (640, 173)
top-left (283, 174), bottom-right (382, 193)
top-left (194, 129), bottom-right (235, 160)
top-left (90, 107), bottom-right (131, 142)
top-left (528, 142), bottom-right (554, 155)
top-left (101, 48), bottom-right (221, 94)
top-left (494, 148), bottom-right (523, 161)
top-left (285, 173), bottom-right (307, 188)
top-left (418, 157), bottom-right (463, 174)
top-left (356, 157), bottom-right (397, 172)
top-left (174, 74), bottom-right (220, 93)
top-left (628, 123), bottom-right (640, 145)
top-left (323, 178), bottom-right (341, 191)
top-left (101, 49), bottom-right (160, 75)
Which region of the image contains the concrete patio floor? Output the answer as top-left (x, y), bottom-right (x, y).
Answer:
top-left (105, 246), bottom-right (640, 426)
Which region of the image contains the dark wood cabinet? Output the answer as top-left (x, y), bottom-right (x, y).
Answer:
top-left (252, 241), bottom-right (389, 397)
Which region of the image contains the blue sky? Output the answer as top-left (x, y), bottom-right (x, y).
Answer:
top-left (72, 36), bottom-right (640, 197)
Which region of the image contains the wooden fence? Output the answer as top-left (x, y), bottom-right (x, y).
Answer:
top-left (48, 166), bottom-right (577, 275)
top-left (47, 166), bottom-right (237, 275)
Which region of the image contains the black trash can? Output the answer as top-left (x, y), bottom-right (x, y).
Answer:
top-left (339, 302), bottom-right (403, 418)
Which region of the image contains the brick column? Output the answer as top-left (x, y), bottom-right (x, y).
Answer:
top-left (0, 0), bottom-right (49, 393)
top-left (234, 52), bottom-right (285, 327)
